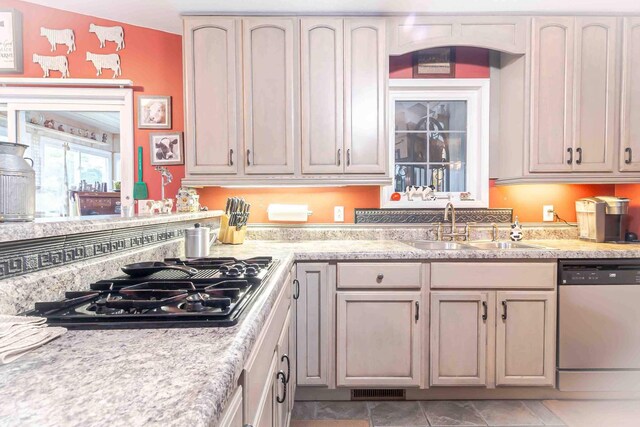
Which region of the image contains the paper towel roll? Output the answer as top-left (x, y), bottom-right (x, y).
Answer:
top-left (267, 204), bottom-right (312, 222)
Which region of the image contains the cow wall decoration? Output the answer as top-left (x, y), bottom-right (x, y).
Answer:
top-left (40, 27), bottom-right (76, 54)
top-left (32, 53), bottom-right (69, 78)
top-left (86, 52), bottom-right (121, 78)
top-left (89, 23), bottom-right (125, 51)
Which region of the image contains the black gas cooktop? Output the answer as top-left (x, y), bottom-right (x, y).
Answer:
top-left (25, 257), bottom-right (278, 329)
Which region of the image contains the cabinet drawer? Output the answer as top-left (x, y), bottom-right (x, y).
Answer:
top-left (337, 262), bottom-right (422, 289)
top-left (431, 262), bottom-right (556, 289)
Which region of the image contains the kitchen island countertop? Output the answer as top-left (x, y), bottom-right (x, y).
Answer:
top-left (2, 238), bottom-right (640, 427)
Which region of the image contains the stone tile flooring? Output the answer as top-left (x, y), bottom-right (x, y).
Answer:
top-left (292, 400), bottom-right (567, 426)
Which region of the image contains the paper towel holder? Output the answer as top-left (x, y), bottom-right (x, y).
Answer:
top-left (267, 204), bottom-right (313, 222)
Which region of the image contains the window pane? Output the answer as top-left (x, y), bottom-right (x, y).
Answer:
top-left (428, 164), bottom-right (466, 192)
top-left (395, 132), bottom-right (428, 162)
top-left (80, 152), bottom-right (110, 184)
top-left (394, 164), bottom-right (430, 192)
top-left (429, 132), bottom-right (466, 163)
top-left (429, 101), bottom-right (467, 131)
top-left (395, 101), bottom-right (430, 131)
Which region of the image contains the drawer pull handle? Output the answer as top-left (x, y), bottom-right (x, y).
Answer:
top-left (576, 147), bottom-right (583, 165)
top-left (567, 147), bottom-right (573, 164)
top-left (337, 148), bottom-right (342, 166)
top-left (276, 371), bottom-right (287, 403)
top-left (415, 301), bottom-right (420, 322)
top-left (229, 149), bottom-right (234, 166)
top-left (293, 279), bottom-right (300, 300)
top-left (247, 149), bottom-right (251, 166)
top-left (482, 301), bottom-right (488, 321)
top-left (347, 149), bottom-right (351, 166)
top-left (501, 300), bottom-right (508, 320)
top-left (626, 147), bottom-right (633, 164)
top-left (376, 273), bottom-right (384, 282)
top-left (281, 354), bottom-right (291, 383)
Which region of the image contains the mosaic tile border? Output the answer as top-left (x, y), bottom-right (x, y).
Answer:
top-left (354, 208), bottom-right (514, 224)
top-left (0, 219), bottom-right (216, 280)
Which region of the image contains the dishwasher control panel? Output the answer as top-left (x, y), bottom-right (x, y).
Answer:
top-left (560, 260), bottom-right (640, 285)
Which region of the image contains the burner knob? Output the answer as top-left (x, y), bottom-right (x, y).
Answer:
top-left (226, 267), bottom-right (241, 277)
top-left (245, 267), bottom-right (258, 277)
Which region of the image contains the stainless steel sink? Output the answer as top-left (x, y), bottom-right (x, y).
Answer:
top-left (468, 241), bottom-right (546, 250)
top-left (406, 241), bottom-right (474, 250)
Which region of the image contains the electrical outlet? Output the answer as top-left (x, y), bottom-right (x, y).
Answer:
top-left (543, 205), bottom-right (555, 222)
top-left (334, 206), bottom-right (344, 222)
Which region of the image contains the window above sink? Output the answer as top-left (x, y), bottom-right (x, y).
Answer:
top-left (382, 79), bottom-right (490, 209)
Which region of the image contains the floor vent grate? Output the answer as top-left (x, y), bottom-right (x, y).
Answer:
top-left (351, 389), bottom-right (406, 401)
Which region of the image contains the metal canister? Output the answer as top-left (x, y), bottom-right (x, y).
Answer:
top-left (0, 142), bottom-right (35, 222)
top-left (184, 223), bottom-right (215, 258)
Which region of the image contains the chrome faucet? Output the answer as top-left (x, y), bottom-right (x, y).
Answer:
top-left (439, 202), bottom-right (470, 241)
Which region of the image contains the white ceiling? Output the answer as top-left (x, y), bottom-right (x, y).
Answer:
top-left (24, 0), bottom-right (640, 35)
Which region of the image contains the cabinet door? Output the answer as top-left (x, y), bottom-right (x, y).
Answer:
top-left (344, 18), bottom-right (386, 174)
top-left (621, 17), bottom-right (640, 171)
top-left (296, 263), bottom-right (332, 386)
top-left (288, 268), bottom-right (297, 412)
top-left (336, 291), bottom-right (422, 387)
top-left (430, 292), bottom-right (488, 386)
top-left (301, 18), bottom-right (344, 174)
top-left (242, 18), bottom-right (296, 174)
top-left (255, 351), bottom-right (277, 427)
top-left (496, 291), bottom-right (556, 386)
top-left (573, 17), bottom-right (617, 172)
top-left (276, 310), bottom-right (291, 427)
top-left (530, 17), bottom-right (574, 172)
top-left (184, 17), bottom-right (239, 174)
top-left (218, 386), bottom-right (243, 427)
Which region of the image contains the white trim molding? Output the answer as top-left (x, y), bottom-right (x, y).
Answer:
top-left (383, 78), bottom-right (490, 209)
top-left (0, 78), bottom-right (133, 88)
top-left (0, 86), bottom-right (134, 208)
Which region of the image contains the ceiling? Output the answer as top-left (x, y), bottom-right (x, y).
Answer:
top-left (24, 0), bottom-right (640, 35)
top-left (53, 111), bottom-right (120, 133)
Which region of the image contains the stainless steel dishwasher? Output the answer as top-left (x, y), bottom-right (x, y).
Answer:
top-left (558, 259), bottom-right (640, 392)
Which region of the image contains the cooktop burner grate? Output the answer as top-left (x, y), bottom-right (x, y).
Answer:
top-left (24, 256), bottom-right (278, 329)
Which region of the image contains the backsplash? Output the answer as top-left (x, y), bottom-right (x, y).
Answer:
top-left (245, 224), bottom-right (579, 242)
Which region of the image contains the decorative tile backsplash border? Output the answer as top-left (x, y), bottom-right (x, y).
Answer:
top-left (0, 218), bottom-right (217, 280)
top-left (354, 208), bottom-right (514, 224)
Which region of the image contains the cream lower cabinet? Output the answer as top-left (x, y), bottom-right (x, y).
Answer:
top-left (430, 292), bottom-right (489, 386)
top-left (496, 291), bottom-right (556, 386)
top-left (296, 263), bottom-right (334, 387)
top-left (244, 268), bottom-right (295, 427)
top-left (430, 290), bottom-right (556, 388)
top-left (336, 291), bottom-right (422, 387)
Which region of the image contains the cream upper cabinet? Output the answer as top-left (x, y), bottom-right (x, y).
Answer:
top-left (242, 18), bottom-right (296, 175)
top-left (336, 291), bottom-right (422, 387)
top-left (620, 17), bottom-right (640, 172)
top-left (183, 17), bottom-right (240, 174)
top-left (573, 17), bottom-right (617, 172)
top-left (430, 291), bottom-right (488, 386)
top-left (344, 18), bottom-right (387, 174)
top-left (496, 291), bottom-right (556, 387)
top-left (529, 16), bottom-right (618, 174)
top-left (530, 17), bottom-right (574, 172)
top-left (301, 18), bottom-right (344, 174)
top-left (387, 16), bottom-right (528, 55)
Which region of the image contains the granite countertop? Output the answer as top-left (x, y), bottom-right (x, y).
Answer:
top-left (0, 252), bottom-right (295, 427)
top-left (0, 211), bottom-right (223, 243)
top-left (2, 238), bottom-right (640, 427)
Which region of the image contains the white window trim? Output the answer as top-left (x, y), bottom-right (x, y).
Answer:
top-left (382, 78), bottom-right (490, 209)
top-left (0, 87), bottom-right (134, 208)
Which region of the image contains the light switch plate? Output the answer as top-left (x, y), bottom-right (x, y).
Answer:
top-left (543, 205), bottom-right (554, 222)
top-left (334, 206), bottom-right (344, 222)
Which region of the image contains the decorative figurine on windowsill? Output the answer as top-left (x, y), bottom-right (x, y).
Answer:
top-left (405, 185), bottom-right (437, 201)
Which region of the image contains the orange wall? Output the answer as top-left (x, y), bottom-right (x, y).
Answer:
top-left (199, 187), bottom-right (380, 223)
top-left (489, 180), bottom-right (616, 223)
top-left (6, 0), bottom-right (184, 202)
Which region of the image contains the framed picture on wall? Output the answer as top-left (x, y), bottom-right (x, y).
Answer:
top-left (413, 48), bottom-right (455, 78)
top-left (138, 95), bottom-right (171, 129)
top-left (0, 9), bottom-right (23, 74)
top-left (149, 132), bottom-right (183, 166)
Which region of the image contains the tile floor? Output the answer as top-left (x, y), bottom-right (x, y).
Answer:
top-left (292, 400), bottom-right (567, 427)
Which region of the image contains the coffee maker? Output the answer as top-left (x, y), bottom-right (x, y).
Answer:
top-left (575, 196), bottom-right (630, 242)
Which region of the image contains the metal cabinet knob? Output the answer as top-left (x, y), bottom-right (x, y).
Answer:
top-left (376, 273), bottom-right (384, 282)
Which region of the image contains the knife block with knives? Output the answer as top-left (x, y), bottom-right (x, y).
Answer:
top-left (218, 197), bottom-right (250, 245)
